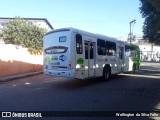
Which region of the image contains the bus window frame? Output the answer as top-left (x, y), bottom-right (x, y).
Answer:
top-left (76, 34), bottom-right (83, 54)
top-left (97, 39), bottom-right (106, 55)
top-left (106, 41), bottom-right (116, 56)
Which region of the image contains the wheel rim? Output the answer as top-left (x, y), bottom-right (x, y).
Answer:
top-left (104, 70), bottom-right (109, 79)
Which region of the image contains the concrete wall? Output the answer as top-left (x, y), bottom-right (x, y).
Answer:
top-left (0, 44), bottom-right (43, 77)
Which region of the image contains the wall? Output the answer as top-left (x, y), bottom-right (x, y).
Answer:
top-left (139, 43), bottom-right (160, 61)
top-left (127, 35), bottom-right (160, 61)
top-left (0, 44), bottom-right (43, 77)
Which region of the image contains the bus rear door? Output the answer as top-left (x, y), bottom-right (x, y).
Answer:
top-left (84, 41), bottom-right (96, 78)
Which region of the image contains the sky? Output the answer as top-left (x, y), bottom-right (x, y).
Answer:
top-left (0, 0), bottom-right (144, 40)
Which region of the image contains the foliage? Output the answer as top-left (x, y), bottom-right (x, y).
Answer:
top-left (139, 0), bottom-right (160, 45)
top-left (0, 17), bottom-right (46, 54)
top-left (148, 0), bottom-right (160, 12)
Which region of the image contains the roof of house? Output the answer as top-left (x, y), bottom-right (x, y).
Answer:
top-left (0, 17), bottom-right (53, 29)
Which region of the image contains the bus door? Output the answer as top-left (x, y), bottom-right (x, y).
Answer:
top-left (84, 41), bottom-right (96, 78)
top-left (118, 47), bottom-right (125, 72)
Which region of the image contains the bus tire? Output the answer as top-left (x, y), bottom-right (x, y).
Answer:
top-left (131, 64), bottom-right (136, 74)
top-left (103, 66), bottom-right (110, 81)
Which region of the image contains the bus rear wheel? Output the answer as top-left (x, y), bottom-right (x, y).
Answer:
top-left (131, 64), bottom-right (136, 74)
top-left (103, 67), bottom-right (110, 81)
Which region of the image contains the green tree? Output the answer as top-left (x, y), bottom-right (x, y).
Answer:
top-left (139, 0), bottom-right (160, 45)
top-left (0, 17), bottom-right (46, 54)
top-left (148, 0), bottom-right (160, 12)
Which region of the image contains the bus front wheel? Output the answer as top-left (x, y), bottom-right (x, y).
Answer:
top-left (103, 67), bottom-right (110, 81)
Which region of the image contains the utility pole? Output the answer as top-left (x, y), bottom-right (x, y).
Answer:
top-left (129, 19), bottom-right (136, 44)
top-left (151, 43), bottom-right (153, 61)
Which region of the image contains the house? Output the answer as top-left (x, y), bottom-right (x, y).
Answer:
top-left (127, 35), bottom-right (160, 61)
top-left (0, 17), bottom-right (54, 76)
top-left (0, 17), bottom-right (53, 44)
top-left (0, 17), bottom-right (53, 31)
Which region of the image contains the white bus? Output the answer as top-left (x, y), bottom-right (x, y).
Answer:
top-left (43, 28), bottom-right (134, 80)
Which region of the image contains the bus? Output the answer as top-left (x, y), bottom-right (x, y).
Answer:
top-left (43, 28), bottom-right (139, 80)
top-left (130, 44), bottom-right (140, 73)
top-left (125, 44), bottom-right (140, 73)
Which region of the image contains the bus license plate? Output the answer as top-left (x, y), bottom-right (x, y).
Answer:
top-left (51, 66), bottom-right (58, 69)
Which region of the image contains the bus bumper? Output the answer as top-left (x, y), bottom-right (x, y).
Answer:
top-left (44, 69), bottom-right (75, 78)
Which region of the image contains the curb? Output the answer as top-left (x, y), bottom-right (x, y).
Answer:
top-left (0, 71), bottom-right (43, 82)
top-left (141, 62), bottom-right (160, 66)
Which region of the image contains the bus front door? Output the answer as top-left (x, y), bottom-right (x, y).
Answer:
top-left (84, 41), bottom-right (95, 78)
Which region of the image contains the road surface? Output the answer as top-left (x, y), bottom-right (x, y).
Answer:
top-left (0, 62), bottom-right (160, 120)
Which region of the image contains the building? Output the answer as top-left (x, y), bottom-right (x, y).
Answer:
top-left (0, 17), bottom-right (53, 30)
top-left (128, 35), bottom-right (160, 61)
top-left (0, 17), bottom-right (53, 44)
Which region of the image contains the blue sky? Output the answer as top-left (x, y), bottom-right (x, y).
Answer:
top-left (0, 0), bottom-right (144, 39)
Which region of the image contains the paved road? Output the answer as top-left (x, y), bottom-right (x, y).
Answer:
top-left (0, 62), bottom-right (160, 120)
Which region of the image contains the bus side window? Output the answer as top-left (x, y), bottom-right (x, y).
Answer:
top-left (131, 47), bottom-right (136, 57)
top-left (106, 41), bottom-right (116, 56)
top-left (76, 34), bottom-right (83, 54)
top-left (131, 50), bottom-right (137, 57)
top-left (119, 48), bottom-right (123, 59)
top-left (97, 39), bottom-right (106, 55)
top-left (125, 45), bottom-right (131, 57)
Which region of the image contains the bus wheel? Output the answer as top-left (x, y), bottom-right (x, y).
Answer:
top-left (103, 67), bottom-right (110, 81)
top-left (131, 64), bottom-right (136, 74)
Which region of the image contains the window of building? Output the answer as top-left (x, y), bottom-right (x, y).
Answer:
top-left (28, 21), bottom-right (33, 26)
top-left (0, 22), bottom-right (5, 26)
top-left (97, 39), bottom-right (106, 55)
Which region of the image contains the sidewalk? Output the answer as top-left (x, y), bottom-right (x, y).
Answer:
top-left (0, 71), bottom-right (43, 82)
top-left (141, 61), bottom-right (160, 66)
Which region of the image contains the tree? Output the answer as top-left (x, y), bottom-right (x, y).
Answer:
top-left (0, 17), bottom-right (46, 54)
top-left (139, 0), bottom-right (160, 45)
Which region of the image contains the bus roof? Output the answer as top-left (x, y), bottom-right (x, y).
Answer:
top-left (44, 27), bottom-right (128, 44)
top-left (131, 44), bottom-right (140, 50)
top-left (44, 28), bottom-right (71, 36)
